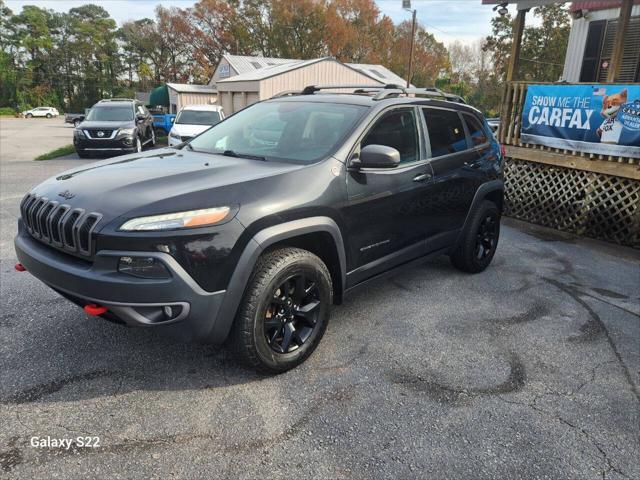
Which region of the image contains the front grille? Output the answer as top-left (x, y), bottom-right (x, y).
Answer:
top-left (20, 194), bottom-right (102, 257)
top-left (86, 129), bottom-right (115, 139)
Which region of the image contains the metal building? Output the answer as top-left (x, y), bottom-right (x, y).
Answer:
top-left (211, 55), bottom-right (409, 114)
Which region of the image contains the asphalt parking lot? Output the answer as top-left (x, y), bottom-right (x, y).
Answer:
top-left (1, 118), bottom-right (639, 479)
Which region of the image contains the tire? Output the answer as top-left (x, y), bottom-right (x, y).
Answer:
top-left (229, 247), bottom-right (333, 373)
top-left (46, 113), bottom-right (52, 118)
top-left (26, 113), bottom-right (33, 118)
top-left (450, 200), bottom-right (501, 273)
top-left (135, 136), bottom-right (142, 153)
top-left (76, 149), bottom-right (90, 158)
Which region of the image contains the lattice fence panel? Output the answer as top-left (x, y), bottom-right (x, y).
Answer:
top-left (504, 158), bottom-right (640, 247)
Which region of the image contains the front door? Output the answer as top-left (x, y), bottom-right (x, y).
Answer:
top-left (343, 106), bottom-right (435, 287)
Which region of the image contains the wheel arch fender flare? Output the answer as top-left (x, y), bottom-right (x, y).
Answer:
top-left (455, 180), bottom-right (504, 249)
top-left (208, 216), bottom-right (346, 343)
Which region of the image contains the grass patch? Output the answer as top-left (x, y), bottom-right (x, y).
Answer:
top-left (157, 135), bottom-right (167, 145)
top-left (35, 144), bottom-right (76, 161)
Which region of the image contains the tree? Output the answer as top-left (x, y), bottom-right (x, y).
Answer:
top-left (484, 4), bottom-right (570, 82)
top-left (389, 21), bottom-right (450, 87)
top-left (324, 0), bottom-right (394, 64)
top-left (187, 0), bottom-right (238, 81)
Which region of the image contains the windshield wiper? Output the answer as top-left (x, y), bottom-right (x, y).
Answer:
top-left (222, 150), bottom-right (266, 161)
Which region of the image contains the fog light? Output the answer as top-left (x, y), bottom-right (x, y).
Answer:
top-left (118, 256), bottom-right (170, 278)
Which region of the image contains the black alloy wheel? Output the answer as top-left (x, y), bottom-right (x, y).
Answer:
top-left (475, 214), bottom-right (498, 260)
top-left (230, 247), bottom-right (332, 373)
top-left (263, 274), bottom-right (321, 354)
top-left (450, 200), bottom-right (500, 273)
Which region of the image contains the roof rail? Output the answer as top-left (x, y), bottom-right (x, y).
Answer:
top-left (270, 90), bottom-right (301, 98)
top-left (300, 84), bottom-right (400, 95)
top-left (98, 98), bottom-right (136, 103)
top-left (406, 88), bottom-right (466, 104)
top-left (270, 84), bottom-right (466, 104)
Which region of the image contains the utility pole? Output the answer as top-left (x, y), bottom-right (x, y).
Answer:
top-left (403, 1), bottom-right (417, 88)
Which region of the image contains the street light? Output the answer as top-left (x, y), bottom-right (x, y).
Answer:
top-left (403, 0), bottom-right (417, 88)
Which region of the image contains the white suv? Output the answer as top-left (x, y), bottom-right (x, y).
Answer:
top-left (22, 107), bottom-right (60, 118)
top-left (168, 105), bottom-right (224, 146)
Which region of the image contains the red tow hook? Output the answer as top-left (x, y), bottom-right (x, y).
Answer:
top-left (84, 304), bottom-right (108, 316)
top-left (15, 263), bottom-right (26, 272)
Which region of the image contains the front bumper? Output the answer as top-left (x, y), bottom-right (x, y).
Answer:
top-left (74, 135), bottom-right (137, 152)
top-left (15, 226), bottom-right (227, 343)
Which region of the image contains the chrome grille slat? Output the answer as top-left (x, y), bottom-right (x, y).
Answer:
top-left (19, 194), bottom-right (102, 257)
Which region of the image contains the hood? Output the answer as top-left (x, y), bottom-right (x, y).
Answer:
top-left (78, 120), bottom-right (136, 130)
top-left (170, 123), bottom-right (212, 137)
top-left (28, 148), bottom-right (303, 229)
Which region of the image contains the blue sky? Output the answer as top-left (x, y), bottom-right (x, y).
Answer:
top-left (5, 0), bottom-right (516, 46)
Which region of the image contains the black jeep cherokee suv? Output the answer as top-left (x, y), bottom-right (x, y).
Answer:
top-left (15, 86), bottom-right (504, 373)
top-left (73, 99), bottom-right (156, 158)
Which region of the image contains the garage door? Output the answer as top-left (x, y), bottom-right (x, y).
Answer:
top-left (220, 93), bottom-right (232, 117)
top-left (232, 93), bottom-right (246, 113)
top-left (247, 93), bottom-right (260, 107)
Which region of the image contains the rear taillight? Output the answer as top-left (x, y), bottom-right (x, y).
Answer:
top-left (500, 144), bottom-right (506, 158)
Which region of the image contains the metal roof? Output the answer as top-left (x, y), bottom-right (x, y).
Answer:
top-left (224, 55), bottom-right (299, 75)
top-left (215, 55), bottom-right (407, 86)
top-left (166, 83), bottom-right (217, 94)
top-left (216, 58), bottom-right (334, 83)
top-left (345, 63), bottom-right (411, 87)
top-left (570, 0), bottom-right (640, 12)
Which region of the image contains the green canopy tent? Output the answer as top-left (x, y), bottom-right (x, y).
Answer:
top-left (148, 85), bottom-right (169, 108)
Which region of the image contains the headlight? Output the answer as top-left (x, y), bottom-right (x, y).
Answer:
top-left (169, 131), bottom-right (181, 140)
top-left (119, 206), bottom-right (231, 231)
top-left (74, 129), bottom-right (85, 137)
top-left (118, 128), bottom-right (135, 136)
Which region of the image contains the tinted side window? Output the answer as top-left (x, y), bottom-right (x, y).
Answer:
top-left (422, 108), bottom-right (466, 157)
top-left (362, 108), bottom-right (418, 164)
top-left (463, 114), bottom-right (489, 146)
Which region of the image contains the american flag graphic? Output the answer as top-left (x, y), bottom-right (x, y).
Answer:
top-left (593, 87), bottom-right (606, 96)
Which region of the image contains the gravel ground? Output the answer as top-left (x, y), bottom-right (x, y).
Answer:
top-left (1, 118), bottom-right (639, 479)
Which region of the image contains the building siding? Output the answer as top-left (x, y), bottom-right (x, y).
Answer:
top-left (215, 59), bottom-right (382, 114)
top-left (563, 5), bottom-right (640, 81)
top-left (260, 60), bottom-right (381, 99)
top-left (177, 93), bottom-right (217, 111)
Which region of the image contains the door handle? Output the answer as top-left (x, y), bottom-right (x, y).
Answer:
top-left (413, 173), bottom-right (432, 182)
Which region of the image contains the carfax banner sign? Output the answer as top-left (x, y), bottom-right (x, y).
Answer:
top-left (521, 84), bottom-right (640, 158)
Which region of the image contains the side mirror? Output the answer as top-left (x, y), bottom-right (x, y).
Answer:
top-left (136, 113), bottom-right (146, 122)
top-left (351, 144), bottom-right (400, 169)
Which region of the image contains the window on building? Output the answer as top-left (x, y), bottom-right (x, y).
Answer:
top-left (580, 16), bottom-right (640, 82)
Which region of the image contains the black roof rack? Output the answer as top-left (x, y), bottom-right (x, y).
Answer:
top-left (98, 98), bottom-right (137, 103)
top-left (271, 84), bottom-right (466, 104)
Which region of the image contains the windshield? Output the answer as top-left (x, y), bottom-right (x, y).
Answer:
top-left (187, 101), bottom-right (367, 164)
top-left (176, 109), bottom-right (221, 126)
top-left (86, 106), bottom-right (133, 122)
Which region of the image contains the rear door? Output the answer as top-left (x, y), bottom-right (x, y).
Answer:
top-left (343, 106), bottom-right (435, 286)
top-left (420, 107), bottom-right (480, 239)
